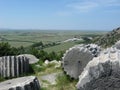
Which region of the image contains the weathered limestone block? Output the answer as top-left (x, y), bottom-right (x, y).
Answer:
top-left (0, 76), bottom-right (41, 90)
top-left (17, 54), bottom-right (39, 64)
top-left (62, 44), bottom-right (101, 79)
top-left (0, 56), bottom-right (29, 78)
top-left (76, 47), bottom-right (120, 90)
top-left (114, 40), bottom-right (120, 49)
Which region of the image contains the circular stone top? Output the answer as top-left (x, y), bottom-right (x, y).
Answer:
top-left (0, 76), bottom-right (36, 90)
top-left (62, 44), bottom-right (94, 79)
top-left (62, 44), bottom-right (101, 79)
top-left (17, 54), bottom-right (39, 64)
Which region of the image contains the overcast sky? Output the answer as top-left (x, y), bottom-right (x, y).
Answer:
top-left (0, 0), bottom-right (120, 30)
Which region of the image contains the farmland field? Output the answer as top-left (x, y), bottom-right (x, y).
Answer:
top-left (0, 30), bottom-right (107, 52)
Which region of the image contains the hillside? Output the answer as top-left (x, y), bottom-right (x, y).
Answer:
top-left (95, 27), bottom-right (120, 47)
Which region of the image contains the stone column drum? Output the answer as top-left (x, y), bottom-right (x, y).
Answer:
top-left (62, 44), bottom-right (101, 79)
top-left (0, 76), bottom-right (41, 90)
top-left (76, 48), bottom-right (120, 90)
top-left (0, 56), bottom-right (29, 78)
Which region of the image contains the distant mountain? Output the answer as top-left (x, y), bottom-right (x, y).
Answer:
top-left (94, 27), bottom-right (120, 48)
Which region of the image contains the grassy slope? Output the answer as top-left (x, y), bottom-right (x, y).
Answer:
top-left (0, 30), bottom-right (105, 47)
top-left (44, 42), bottom-right (77, 53)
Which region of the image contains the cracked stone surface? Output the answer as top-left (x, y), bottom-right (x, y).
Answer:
top-left (62, 44), bottom-right (100, 79)
top-left (41, 73), bottom-right (58, 85)
top-left (0, 56), bottom-right (29, 78)
top-left (0, 76), bottom-right (41, 90)
top-left (76, 47), bottom-right (120, 90)
top-left (18, 54), bottom-right (39, 64)
top-left (114, 40), bottom-right (120, 50)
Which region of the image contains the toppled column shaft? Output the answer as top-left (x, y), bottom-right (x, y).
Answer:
top-left (0, 76), bottom-right (41, 90)
top-left (76, 48), bottom-right (120, 90)
top-left (0, 56), bottom-right (29, 78)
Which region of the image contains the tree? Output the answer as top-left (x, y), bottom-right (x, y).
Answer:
top-left (0, 42), bottom-right (11, 56)
top-left (17, 46), bottom-right (25, 54)
top-left (31, 41), bottom-right (43, 48)
top-left (48, 51), bottom-right (58, 61)
top-left (0, 42), bottom-right (19, 56)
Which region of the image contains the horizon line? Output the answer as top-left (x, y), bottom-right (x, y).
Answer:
top-left (0, 28), bottom-right (111, 31)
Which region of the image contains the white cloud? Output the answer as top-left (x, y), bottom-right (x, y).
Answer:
top-left (93, 0), bottom-right (120, 6)
top-left (67, 1), bottom-right (98, 12)
top-left (106, 2), bottom-right (120, 7)
top-left (56, 0), bottom-right (120, 16)
top-left (67, 0), bottom-right (120, 12)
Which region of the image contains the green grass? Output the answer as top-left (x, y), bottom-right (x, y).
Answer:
top-left (0, 30), bottom-right (105, 47)
top-left (0, 77), bottom-right (5, 82)
top-left (55, 74), bottom-right (77, 90)
top-left (35, 62), bottom-right (77, 90)
top-left (40, 74), bottom-right (77, 90)
top-left (8, 41), bottom-right (33, 47)
top-left (44, 42), bottom-right (77, 53)
top-left (37, 63), bottom-right (61, 76)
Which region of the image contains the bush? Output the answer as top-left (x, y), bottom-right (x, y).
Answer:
top-left (0, 42), bottom-right (19, 56)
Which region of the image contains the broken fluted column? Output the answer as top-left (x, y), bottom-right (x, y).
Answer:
top-left (0, 76), bottom-right (41, 90)
top-left (62, 44), bottom-right (101, 79)
top-left (76, 47), bottom-right (120, 90)
top-left (0, 56), bottom-right (29, 78)
top-left (17, 54), bottom-right (39, 64)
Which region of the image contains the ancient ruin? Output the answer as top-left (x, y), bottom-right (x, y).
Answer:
top-left (0, 76), bottom-right (41, 90)
top-left (0, 56), bottom-right (29, 78)
top-left (76, 47), bottom-right (120, 90)
top-left (17, 54), bottom-right (39, 64)
top-left (62, 44), bottom-right (101, 79)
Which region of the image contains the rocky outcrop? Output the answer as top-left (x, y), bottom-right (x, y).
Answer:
top-left (63, 38), bottom-right (83, 43)
top-left (17, 54), bottom-right (39, 64)
top-left (95, 27), bottom-right (120, 47)
top-left (0, 76), bottom-right (41, 90)
top-left (0, 56), bottom-right (29, 78)
top-left (62, 44), bottom-right (100, 79)
top-left (76, 47), bottom-right (120, 90)
top-left (41, 73), bottom-right (58, 85)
